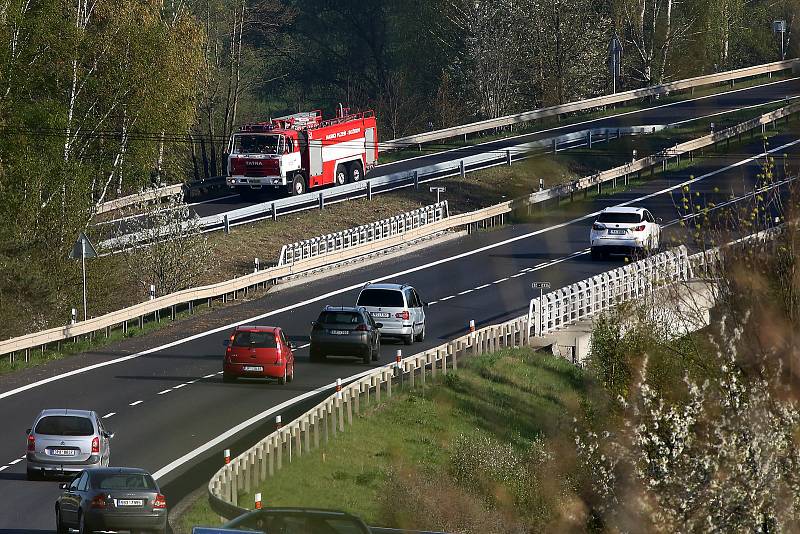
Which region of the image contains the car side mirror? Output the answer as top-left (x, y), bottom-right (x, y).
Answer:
top-left (289, 342), bottom-right (298, 350)
top-left (310, 321), bottom-right (317, 327)
top-left (59, 483), bottom-right (68, 490)
top-left (103, 431), bottom-right (115, 439)
top-left (375, 323), bottom-right (384, 329)
top-left (26, 428), bottom-right (31, 435)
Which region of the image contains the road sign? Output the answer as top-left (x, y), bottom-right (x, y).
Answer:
top-left (531, 282), bottom-right (551, 289)
top-left (69, 232), bottom-right (98, 259)
top-left (429, 186), bottom-right (446, 203)
top-left (69, 232), bottom-right (97, 321)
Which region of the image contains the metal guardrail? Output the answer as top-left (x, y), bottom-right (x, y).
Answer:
top-left (383, 58), bottom-right (799, 150)
top-left (95, 184), bottom-right (184, 215)
top-left (524, 100), bottom-right (800, 206)
top-left (0, 203), bottom-right (508, 359)
top-left (278, 202), bottom-right (449, 266)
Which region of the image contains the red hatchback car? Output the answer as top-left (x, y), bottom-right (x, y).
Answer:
top-left (223, 326), bottom-right (296, 384)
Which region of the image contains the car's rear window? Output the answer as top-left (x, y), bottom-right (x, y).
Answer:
top-left (597, 212), bottom-right (642, 223)
top-left (318, 311), bottom-right (363, 325)
top-left (91, 473), bottom-right (157, 491)
top-left (356, 289), bottom-right (405, 307)
top-left (233, 331), bottom-right (277, 348)
top-left (35, 416), bottom-right (94, 436)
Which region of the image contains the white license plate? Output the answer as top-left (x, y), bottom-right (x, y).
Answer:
top-left (330, 330), bottom-right (349, 335)
top-left (370, 312), bottom-right (390, 318)
top-left (609, 229), bottom-right (627, 235)
top-left (50, 449), bottom-right (76, 456)
top-left (116, 499), bottom-right (143, 507)
top-left (242, 366), bottom-right (263, 372)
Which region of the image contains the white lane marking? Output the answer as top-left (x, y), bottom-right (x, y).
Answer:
top-left (157, 389), bottom-right (172, 395)
top-left (384, 77), bottom-right (797, 163)
top-left (439, 296), bottom-right (455, 301)
top-left (188, 194), bottom-right (238, 208)
top-left (152, 368), bottom-right (380, 480)
top-left (428, 301), bottom-right (438, 305)
top-left (669, 97), bottom-right (800, 127)
top-left (0, 465), bottom-right (8, 472)
top-left (102, 412), bottom-right (115, 419)
top-left (475, 284), bottom-right (491, 290)
top-left (458, 290), bottom-right (473, 295)
top-left (493, 278), bottom-right (509, 284)
top-left (9, 458), bottom-right (23, 465)
top-left (4, 138), bottom-right (798, 402)
top-left (511, 273), bottom-right (525, 278)
top-left (298, 343), bottom-right (311, 349)
top-left (173, 384), bottom-right (187, 389)
top-left (216, 371), bottom-right (224, 375)
top-left (202, 374), bottom-right (216, 379)
top-left (519, 268), bottom-right (534, 272)
top-left (129, 400), bottom-right (143, 406)
top-left (186, 380), bottom-right (198, 384)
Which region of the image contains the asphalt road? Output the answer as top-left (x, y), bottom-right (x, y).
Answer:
top-left (2, 130), bottom-right (799, 533)
top-left (186, 77), bottom-right (800, 219)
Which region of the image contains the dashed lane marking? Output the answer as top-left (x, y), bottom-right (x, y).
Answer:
top-left (493, 278), bottom-right (509, 284)
top-left (102, 413), bottom-right (115, 419)
top-left (9, 458), bottom-right (23, 465)
top-left (157, 389), bottom-right (172, 395)
top-left (474, 284), bottom-right (491, 290)
top-left (458, 290), bottom-right (473, 295)
top-left (439, 296), bottom-right (455, 301)
top-left (129, 401), bottom-right (143, 406)
top-left (0, 466), bottom-right (8, 472)
top-left (173, 384), bottom-right (187, 389)
top-left (511, 273), bottom-right (525, 278)
top-left (202, 374), bottom-right (216, 379)
top-left (299, 343), bottom-right (311, 349)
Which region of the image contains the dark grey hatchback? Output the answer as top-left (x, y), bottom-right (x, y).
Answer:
top-left (309, 306), bottom-right (382, 364)
top-left (55, 467), bottom-right (167, 534)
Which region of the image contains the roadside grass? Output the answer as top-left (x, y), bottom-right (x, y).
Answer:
top-left (178, 347), bottom-right (598, 532)
top-left (379, 74), bottom-right (794, 164)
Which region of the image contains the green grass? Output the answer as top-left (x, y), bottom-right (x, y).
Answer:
top-left (178, 348), bottom-right (594, 532)
top-left (380, 73), bottom-right (794, 164)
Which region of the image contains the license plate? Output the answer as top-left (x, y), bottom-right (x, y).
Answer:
top-left (609, 229), bottom-right (627, 235)
top-left (330, 330), bottom-right (349, 335)
top-left (242, 366), bottom-right (263, 372)
top-left (50, 449), bottom-right (76, 456)
top-left (370, 312), bottom-right (390, 318)
top-left (116, 499), bottom-right (143, 507)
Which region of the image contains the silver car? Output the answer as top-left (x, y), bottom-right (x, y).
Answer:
top-left (26, 409), bottom-right (113, 480)
top-left (356, 283), bottom-right (427, 345)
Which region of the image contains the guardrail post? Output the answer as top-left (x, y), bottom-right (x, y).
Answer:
top-left (409, 361), bottom-right (415, 388)
top-left (367, 180), bottom-right (372, 200)
top-left (459, 160), bottom-right (465, 179)
top-left (319, 192), bottom-right (324, 210)
top-left (268, 437), bottom-right (275, 477)
top-left (420, 355), bottom-right (426, 386)
top-left (414, 171), bottom-right (419, 190)
top-left (432, 350), bottom-right (439, 378)
top-left (224, 214), bottom-right (230, 235)
top-left (313, 410), bottom-right (321, 449)
top-left (553, 138), bottom-right (558, 154)
top-left (506, 150), bottom-right (512, 166)
top-left (587, 131), bottom-right (592, 148)
top-left (271, 202), bottom-right (277, 221)
top-left (346, 390), bottom-right (354, 425)
top-left (386, 369), bottom-right (392, 398)
top-left (294, 425), bottom-right (302, 458)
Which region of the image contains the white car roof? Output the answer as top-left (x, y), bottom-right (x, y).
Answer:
top-left (361, 283), bottom-right (407, 291)
top-left (600, 206), bottom-right (645, 214)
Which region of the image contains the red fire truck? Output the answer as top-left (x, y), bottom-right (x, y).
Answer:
top-left (226, 107), bottom-right (379, 198)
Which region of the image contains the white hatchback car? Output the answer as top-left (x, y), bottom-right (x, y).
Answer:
top-left (590, 206), bottom-right (661, 260)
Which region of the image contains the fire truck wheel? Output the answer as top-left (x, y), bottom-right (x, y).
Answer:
top-left (291, 174), bottom-right (306, 196)
top-left (349, 162), bottom-right (363, 182)
top-left (335, 165), bottom-right (347, 186)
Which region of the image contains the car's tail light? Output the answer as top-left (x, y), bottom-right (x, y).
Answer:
top-left (90, 494), bottom-right (107, 509)
top-left (153, 494), bottom-right (167, 509)
top-left (592, 223), bottom-right (605, 231)
top-left (632, 225), bottom-right (646, 232)
top-left (91, 437), bottom-right (99, 454)
top-left (396, 311), bottom-right (410, 321)
top-left (27, 434), bottom-right (35, 452)
top-left (355, 324), bottom-right (368, 331)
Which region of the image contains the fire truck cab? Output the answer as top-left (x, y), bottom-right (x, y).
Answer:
top-left (226, 107), bottom-right (378, 198)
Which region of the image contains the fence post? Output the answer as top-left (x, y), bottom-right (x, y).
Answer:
top-left (319, 192), bottom-right (324, 210)
top-left (367, 180), bottom-right (372, 200)
top-left (268, 437), bottom-right (275, 477)
top-left (506, 150), bottom-right (512, 166)
top-left (223, 214), bottom-right (230, 234)
top-left (414, 171), bottom-right (419, 190)
top-left (272, 202), bottom-right (277, 221)
top-left (386, 369), bottom-right (392, 398)
top-left (459, 160), bottom-right (465, 179)
top-left (409, 361), bottom-right (415, 388)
